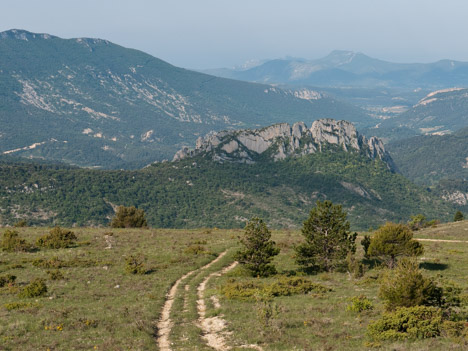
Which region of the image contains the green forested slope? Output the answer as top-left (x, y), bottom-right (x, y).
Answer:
top-left (0, 150), bottom-right (454, 230)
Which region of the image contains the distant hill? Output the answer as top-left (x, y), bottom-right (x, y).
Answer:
top-left (387, 126), bottom-right (468, 185)
top-left (203, 50), bottom-right (468, 90)
top-left (0, 120), bottom-right (454, 230)
top-left (0, 30), bottom-right (372, 169)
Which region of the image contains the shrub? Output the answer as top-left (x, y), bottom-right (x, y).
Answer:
top-left (367, 222), bottom-right (423, 268)
top-left (367, 306), bottom-right (443, 340)
top-left (346, 295), bottom-right (374, 313)
top-left (110, 206), bottom-right (147, 228)
top-left (266, 276), bottom-right (331, 296)
top-left (346, 252), bottom-right (366, 278)
top-left (221, 276), bottom-right (330, 300)
top-left (46, 270), bottom-right (65, 281)
top-left (33, 257), bottom-right (65, 268)
top-left (0, 274), bottom-right (16, 287)
top-left (236, 218), bottom-right (280, 277)
top-left (454, 211), bottom-right (464, 222)
top-left (361, 235), bottom-right (371, 259)
top-left (295, 200), bottom-right (357, 273)
top-left (408, 214), bottom-right (427, 231)
top-left (184, 244), bottom-right (208, 255)
top-left (19, 278), bottom-right (48, 298)
top-left (36, 227), bottom-right (77, 249)
top-left (1, 230), bottom-right (30, 252)
top-left (125, 255), bottom-right (146, 274)
top-left (4, 301), bottom-right (39, 310)
top-left (379, 258), bottom-right (442, 310)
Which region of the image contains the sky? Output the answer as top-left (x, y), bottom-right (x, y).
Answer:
top-left (2, 0), bottom-right (468, 69)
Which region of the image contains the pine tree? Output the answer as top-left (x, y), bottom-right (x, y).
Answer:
top-left (236, 218), bottom-right (280, 277)
top-left (454, 210), bottom-right (464, 222)
top-left (367, 222), bottom-right (423, 268)
top-left (110, 206), bottom-right (147, 228)
top-left (295, 200), bottom-right (357, 272)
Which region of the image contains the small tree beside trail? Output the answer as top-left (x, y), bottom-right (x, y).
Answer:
top-left (367, 222), bottom-right (423, 268)
top-left (295, 200), bottom-right (357, 273)
top-left (110, 206), bottom-right (147, 228)
top-left (236, 218), bottom-right (280, 277)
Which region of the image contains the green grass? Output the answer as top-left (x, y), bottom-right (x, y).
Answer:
top-left (0, 223), bottom-right (467, 350)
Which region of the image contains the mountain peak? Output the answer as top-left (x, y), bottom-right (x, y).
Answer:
top-left (173, 118), bottom-right (395, 170)
top-left (0, 29), bottom-right (56, 41)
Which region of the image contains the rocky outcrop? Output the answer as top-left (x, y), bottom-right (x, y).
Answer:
top-left (173, 118), bottom-right (395, 170)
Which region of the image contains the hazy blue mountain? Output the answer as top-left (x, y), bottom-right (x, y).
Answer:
top-left (203, 50), bottom-right (468, 89)
top-left (0, 30), bottom-right (372, 168)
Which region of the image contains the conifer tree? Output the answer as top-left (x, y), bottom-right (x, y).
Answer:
top-left (295, 200), bottom-right (357, 272)
top-left (454, 210), bottom-right (464, 222)
top-left (236, 218), bottom-right (280, 277)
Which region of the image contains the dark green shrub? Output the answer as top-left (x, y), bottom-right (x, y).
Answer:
top-left (13, 220), bottom-right (28, 228)
top-left (236, 218), bottom-right (279, 277)
top-left (346, 252), bottom-right (366, 278)
top-left (361, 235), bottom-right (371, 259)
top-left (379, 259), bottom-right (442, 310)
top-left (19, 278), bottom-right (47, 298)
top-left (4, 301), bottom-right (39, 310)
top-left (367, 306), bottom-right (443, 340)
top-left (110, 206), bottom-right (147, 228)
top-left (125, 255), bottom-right (146, 274)
top-left (0, 274), bottom-right (16, 287)
top-left (454, 211), bottom-right (464, 222)
top-left (346, 295), bottom-right (374, 313)
top-left (1, 230), bottom-right (30, 252)
top-left (36, 227), bottom-right (77, 249)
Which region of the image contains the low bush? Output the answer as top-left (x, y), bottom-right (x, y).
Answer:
top-left (4, 301), bottom-right (40, 311)
top-left (125, 255), bottom-right (146, 274)
top-left (379, 258), bottom-right (442, 310)
top-left (347, 295), bottom-right (374, 313)
top-left (0, 274), bottom-right (16, 287)
top-left (110, 206), bottom-right (147, 228)
top-left (46, 269), bottom-right (65, 281)
top-left (19, 278), bottom-right (48, 298)
top-left (1, 230), bottom-right (31, 252)
top-left (221, 276), bottom-right (331, 300)
top-left (36, 227), bottom-right (77, 249)
top-left (33, 257), bottom-right (65, 269)
top-left (367, 306), bottom-right (443, 340)
top-left (184, 244), bottom-right (208, 255)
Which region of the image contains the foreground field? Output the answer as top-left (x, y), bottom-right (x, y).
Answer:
top-left (0, 223), bottom-right (467, 351)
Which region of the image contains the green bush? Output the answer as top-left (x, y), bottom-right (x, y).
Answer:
top-left (454, 210), bottom-right (464, 222)
top-left (361, 235), bottom-right (371, 259)
top-left (347, 295), bottom-right (374, 313)
top-left (110, 206), bottom-right (147, 228)
top-left (125, 255), bottom-right (146, 274)
top-left (36, 227), bottom-right (77, 249)
top-left (0, 274), bottom-right (16, 287)
top-left (19, 278), bottom-right (48, 298)
top-left (221, 276), bottom-right (330, 300)
top-left (4, 302), bottom-right (40, 311)
top-left (266, 276), bottom-right (331, 296)
top-left (367, 306), bottom-right (443, 340)
top-left (379, 258), bottom-right (442, 310)
top-left (1, 230), bottom-right (30, 252)
top-left (46, 269), bottom-right (65, 281)
top-left (184, 244), bottom-right (208, 255)
top-left (32, 257), bottom-right (65, 268)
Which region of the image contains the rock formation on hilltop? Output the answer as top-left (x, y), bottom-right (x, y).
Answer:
top-left (173, 118), bottom-right (396, 170)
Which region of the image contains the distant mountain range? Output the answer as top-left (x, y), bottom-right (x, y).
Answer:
top-left (203, 50), bottom-right (468, 90)
top-left (0, 30), bottom-right (372, 169)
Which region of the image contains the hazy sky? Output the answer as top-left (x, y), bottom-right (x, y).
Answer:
top-left (2, 0), bottom-right (468, 69)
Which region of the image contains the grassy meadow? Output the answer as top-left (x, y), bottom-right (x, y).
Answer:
top-left (0, 222), bottom-right (467, 351)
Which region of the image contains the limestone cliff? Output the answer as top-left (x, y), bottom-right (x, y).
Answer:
top-left (173, 118), bottom-right (396, 170)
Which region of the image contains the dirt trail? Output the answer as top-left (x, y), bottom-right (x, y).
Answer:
top-left (197, 261), bottom-right (238, 351)
top-left (415, 238), bottom-right (468, 243)
top-left (157, 251), bottom-right (228, 351)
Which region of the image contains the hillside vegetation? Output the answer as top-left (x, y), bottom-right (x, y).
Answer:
top-left (0, 148), bottom-right (455, 230)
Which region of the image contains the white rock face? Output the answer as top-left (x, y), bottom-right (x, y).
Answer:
top-left (172, 118), bottom-right (394, 170)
